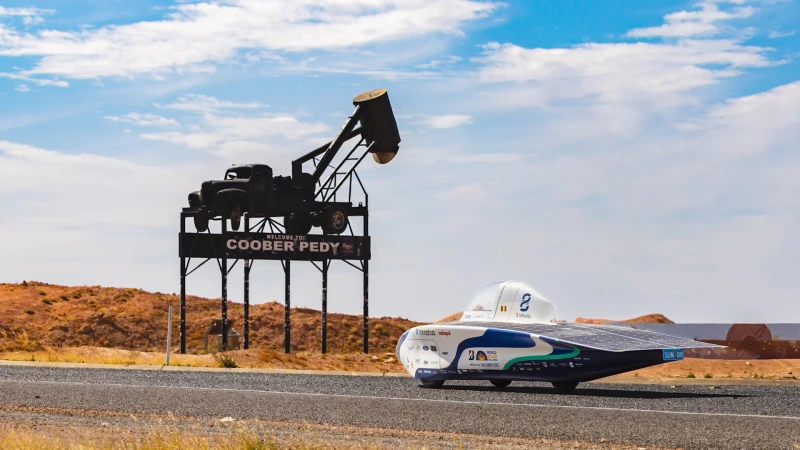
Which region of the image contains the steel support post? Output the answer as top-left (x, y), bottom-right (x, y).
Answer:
top-left (363, 211), bottom-right (369, 354)
top-left (180, 214), bottom-right (186, 354)
top-left (243, 216), bottom-right (250, 350)
top-left (321, 260), bottom-right (328, 354)
top-left (284, 260), bottom-right (291, 354)
top-left (221, 218), bottom-right (228, 351)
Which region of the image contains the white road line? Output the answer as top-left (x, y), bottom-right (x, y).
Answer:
top-left (2, 379), bottom-right (799, 421)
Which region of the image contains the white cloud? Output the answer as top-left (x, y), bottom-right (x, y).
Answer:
top-left (768, 30), bottom-right (795, 38)
top-left (400, 113), bottom-right (474, 129)
top-left (0, 6), bottom-right (53, 18)
top-left (0, 140), bottom-right (196, 228)
top-left (448, 152), bottom-right (523, 163)
top-left (415, 55), bottom-right (462, 69)
top-left (140, 114), bottom-right (330, 150)
top-left (424, 114), bottom-right (473, 129)
top-left (474, 39), bottom-right (776, 108)
top-left (0, 72), bottom-right (67, 87)
top-left (104, 113), bottom-right (179, 127)
top-left (155, 94), bottom-right (264, 113)
top-left (13, 84), bottom-right (29, 93)
top-left (131, 99), bottom-right (332, 161)
top-left (0, 0), bottom-right (501, 80)
top-left (625, 0), bottom-right (754, 38)
top-left (467, 0), bottom-right (784, 123)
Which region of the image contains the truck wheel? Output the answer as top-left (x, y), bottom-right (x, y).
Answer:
top-left (193, 216), bottom-right (209, 232)
top-left (229, 201), bottom-right (242, 231)
top-left (321, 207), bottom-right (348, 234)
top-left (284, 213), bottom-right (312, 235)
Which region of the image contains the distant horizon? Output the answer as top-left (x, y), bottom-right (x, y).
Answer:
top-left (6, 278), bottom-right (798, 326)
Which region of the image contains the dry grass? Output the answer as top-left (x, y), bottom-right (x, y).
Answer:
top-left (0, 423), bottom-right (387, 450)
top-left (0, 410), bottom-right (678, 450)
top-left (0, 345), bottom-right (405, 372)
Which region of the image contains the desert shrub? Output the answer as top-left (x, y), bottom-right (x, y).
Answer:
top-left (24, 310), bottom-right (34, 315)
top-left (41, 298), bottom-right (52, 305)
top-left (213, 351), bottom-right (238, 368)
top-left (38, 290), bottom-right (46, 296)
top-left (72, 292), bottom-right (82, 299)
top-left (60, 294), bottom-right (69, 301)
top-left (704, 373), bottom-right (713, 378)
top-left (687, 372), bottom-right (696, 378)
top-left (2, 330), bottom-right (42, 352)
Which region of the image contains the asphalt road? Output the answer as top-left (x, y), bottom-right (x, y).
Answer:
top-left (0, 366), bottom-right (798, 450)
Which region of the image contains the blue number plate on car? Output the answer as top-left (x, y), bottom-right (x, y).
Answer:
top-left (662, 348), bottom-right (684, 361)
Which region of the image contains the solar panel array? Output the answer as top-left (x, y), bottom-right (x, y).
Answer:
top-left (444, 321), bottom-right (724, 352)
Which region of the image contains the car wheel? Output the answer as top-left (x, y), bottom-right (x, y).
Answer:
top-left (551, 381), bottom-right (579, 394)
top-left (490, 380), bottom-right (512, 388)
top-left (420, 379), bottom-right (445, 389)
top-left (193, 216), bottom-right (209, 232)
top-left (321, 206), bottom-right (348, 234)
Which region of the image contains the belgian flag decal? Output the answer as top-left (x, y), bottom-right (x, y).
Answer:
top-left (500, 305), bottom-right (507, 312)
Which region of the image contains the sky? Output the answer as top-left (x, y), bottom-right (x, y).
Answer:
top-left (1, 0), bottom-right (799, 324)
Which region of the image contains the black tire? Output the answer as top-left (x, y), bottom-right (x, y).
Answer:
top-left (193, 216), bottom-right (209, 232)
top-left (420, 379), bottom-right (445, 389)
top-left (284, 213), bottom-right (312, 235)
top-left (490, 380), bottom-right (512, 388)
top-left (321, 206), bottom-right (348, 234)
top-left (229, 201), bottom-right (242, 231)
top-left (552, 381), bottom-right (579, 394)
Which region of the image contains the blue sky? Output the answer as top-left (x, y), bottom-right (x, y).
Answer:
top-left (1, 0), bottom-right (799, 324)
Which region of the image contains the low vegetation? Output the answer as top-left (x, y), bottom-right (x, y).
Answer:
top-left (0, 424), bottom-right (386, 450)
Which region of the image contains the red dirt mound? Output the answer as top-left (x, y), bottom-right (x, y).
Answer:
top-left (575, 313), bottom-right (674, 324)
top-left (0, 281), bottom-right (424, 355)
top-left (435, 312), bottom-right (463, 323)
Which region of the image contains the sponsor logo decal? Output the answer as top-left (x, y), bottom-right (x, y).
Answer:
top-left (500, 305), bottom-right (507, 312)
top-left (663, 348), bottom-right (684, 361)
top-left (467, 349), bottom-right (499, 368)
top-left (438, 331), bottom-right (451, 336)
top-left (430, 346), bottom-right (438, 351)
top-left (422, 346), bottom-right (429, 351)
top-left (415, 329), bottom-right (436, 336)
top-left (520, 293), bottom-right (531, 312)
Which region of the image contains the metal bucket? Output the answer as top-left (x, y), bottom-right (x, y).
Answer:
top-left (353, 89), bottom-right (401, 164)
